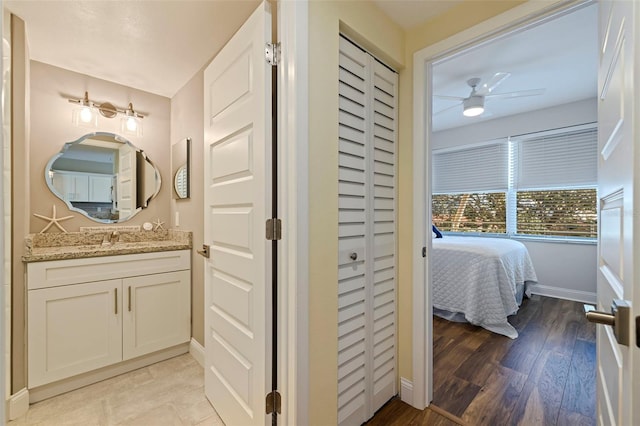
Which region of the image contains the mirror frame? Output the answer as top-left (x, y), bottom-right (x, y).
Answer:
top-left (44, 131), bottom-right (162, 223)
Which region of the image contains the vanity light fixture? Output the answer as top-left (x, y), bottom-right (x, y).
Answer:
top-left (67, 92), bottom-right (145, 135)
top-left (121, 103), bottom-right (143, 137)
top-left (70, 91), bottom-right (98, 128)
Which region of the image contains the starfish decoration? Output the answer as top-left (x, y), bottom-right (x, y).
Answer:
top-left (33, 205), bottom-right (74, 234)
top-left (153, 218), bottom-right (165, 231)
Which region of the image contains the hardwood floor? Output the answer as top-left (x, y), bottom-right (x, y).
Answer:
top-left (367, 295), bottom-right (596, 426)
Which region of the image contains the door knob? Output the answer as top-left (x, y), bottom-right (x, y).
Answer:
top-left (350, 252), bottom-right (358, 261)
top-left (584, 299), bottom-right (631, 346)
top-left (584, 305), bottom-right (614, 326)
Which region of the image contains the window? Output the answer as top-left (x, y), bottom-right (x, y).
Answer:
top-left (516, 189), bottom-right (597, 237)
top-left (432, 192), bottom-right (506, 233)
top-left (432, 124), bottom-right (597, 239)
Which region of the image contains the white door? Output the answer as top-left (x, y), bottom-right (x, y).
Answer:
top-left (117, 144), bottom-right (136, 217)
top-left (595, 1), bottom-right (638, 425)
top-left (337, 36), bottom-right (397, 425)
top-left (203, 2), bottom-right (272, 425)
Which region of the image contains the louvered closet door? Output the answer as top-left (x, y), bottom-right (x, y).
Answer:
top-left (338, 36), bottom-right (397, 426)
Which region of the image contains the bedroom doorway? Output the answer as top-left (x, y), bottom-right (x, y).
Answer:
top-left (411, 0), bottom-right (599, 421)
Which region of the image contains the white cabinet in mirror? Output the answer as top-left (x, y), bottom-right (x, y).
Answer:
top-left (45, 132), bottom-right (162, 223)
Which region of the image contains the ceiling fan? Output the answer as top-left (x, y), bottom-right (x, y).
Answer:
top-left (434, 72), bottom-right (545, 117)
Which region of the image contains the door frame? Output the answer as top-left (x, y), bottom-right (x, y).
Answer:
top-left (277, 0), bottom-right (309, 424)
top-left (410, 0), bottom-right (593, 410)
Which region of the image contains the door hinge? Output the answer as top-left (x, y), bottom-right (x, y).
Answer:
top-left (266, 390), bottom-right (281, 414)
top-left (266, 218), bottom-right (282, 241)
top-left (422, 246), bottom-right (426, 258)
top-left (265, 42), bottom-right (281, 66)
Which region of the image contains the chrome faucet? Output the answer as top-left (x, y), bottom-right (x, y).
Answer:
top-left (110, 230), bottom-right (120, 244)
top-left (102, 230), bottom-right (120, 246)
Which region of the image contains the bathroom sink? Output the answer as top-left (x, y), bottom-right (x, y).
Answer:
top-left (23, 230), bottom-right (192, 262)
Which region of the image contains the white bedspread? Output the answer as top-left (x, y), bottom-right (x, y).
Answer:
top-left (432, 236), bottom-right (538, 338)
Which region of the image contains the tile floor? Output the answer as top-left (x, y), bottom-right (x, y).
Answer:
top-left (8, 354), bottom-right (224, 426)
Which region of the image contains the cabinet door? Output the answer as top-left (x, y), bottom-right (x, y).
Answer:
top-left (73, 174), bottom-right (90, 201)
top-left (122, 271), bottom-right (190, 360)
top-left (51, 173), bottom-right (69, 199)
top-left (89, 175), bottom-right (113, 202)
top-left (28, 280), bottom-right (122, 388)
top-left (51, 173), bottom-right (85, 201)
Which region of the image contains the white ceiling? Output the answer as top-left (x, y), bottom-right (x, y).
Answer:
top-left (371, 0), bottom-right (461, 29)
top-left (4, 0), bottom-right (597, 131)
top-left (5, 0), bottom-right (260, 98)
top-left (432, 4), bottom-right (598, 132)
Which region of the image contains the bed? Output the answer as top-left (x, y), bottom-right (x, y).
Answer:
top-left (432, 236), bottom-right (538, 338)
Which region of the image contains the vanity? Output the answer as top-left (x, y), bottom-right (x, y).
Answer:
top-left (17, 129), bottom-right (195, 404)
top-left (23, 230), bottom-right (192, 402)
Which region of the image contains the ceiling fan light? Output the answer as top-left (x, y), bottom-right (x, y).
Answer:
top-left (463, 95), bottom-right (485, 117)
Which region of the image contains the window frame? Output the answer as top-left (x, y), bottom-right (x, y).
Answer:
top-left (433, 123), bottom-right (598, 243)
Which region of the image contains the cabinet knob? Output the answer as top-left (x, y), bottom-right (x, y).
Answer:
top-left (350, 252), bottom-right (358, 261)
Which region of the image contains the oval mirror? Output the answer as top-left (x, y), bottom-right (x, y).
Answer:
top-left (45, 132), bottom-right (161, 223)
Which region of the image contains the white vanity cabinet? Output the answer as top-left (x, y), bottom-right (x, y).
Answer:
top-left (52, 172), bottom-right (90, 201)
top-left (88, 174), bottom-right (113, 202)
top-left (51, 171), bottom-right (113, 202)
top-left (27, 250), bottom-right (190, 389)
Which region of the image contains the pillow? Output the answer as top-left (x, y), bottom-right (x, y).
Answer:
top-left (432, 224), bottom-right (443, 238)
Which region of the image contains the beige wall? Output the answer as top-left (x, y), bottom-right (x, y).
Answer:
top-left (307, 1), bottom-right (404, 422)
top-left (170, 70), bottom-right (205, 346)
top-left (396, 0), bottom-right (527, 384)
top-left (29, 61), bottom-right (171, 233)
top-left (3, 9), bottom-right (13, 399)
top-left (11, 13), bottom-right (29, 393)
top-left (10, 61), bottom-right (171, 390)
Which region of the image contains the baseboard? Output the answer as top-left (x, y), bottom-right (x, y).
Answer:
top-left (400, 377), bottom-right (413, 405)
top-left (7, 388), bottom-right (29, 421)
top-left (189, 338), bottom-right (205, 368)
top-left (528, 284), bottom-right (596, 304)
top-left (29, 343), bottom-right (189, 403)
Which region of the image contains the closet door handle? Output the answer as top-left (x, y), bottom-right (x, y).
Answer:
top-left (114, 288), bottom-right (118, 315)
top-left (350, 252), bottom-right (358, 261)
top-left (128, 286), bottom-right (132, 312)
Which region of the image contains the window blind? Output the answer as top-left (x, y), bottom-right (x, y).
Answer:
top-left (516, 127), bottom-right (597, 189)
top-left (432, 141), bottom-right (509, 193)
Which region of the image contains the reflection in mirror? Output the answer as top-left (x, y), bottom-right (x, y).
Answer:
top-left (45, 132), bottom-right (161, 223)
top-left (172, 137), bottom-right (190, 199)
top-left (174, 165), bottom-right (188, 198)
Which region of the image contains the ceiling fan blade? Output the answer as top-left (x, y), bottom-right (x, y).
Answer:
top-left (433, 95), bottom-right (465, 101)
top-left (433, 102), bottom-right (462, 115)
top-left (478, 72), bottom-right (511, 94)
top-left (486, 88), bottom-right (545, 99)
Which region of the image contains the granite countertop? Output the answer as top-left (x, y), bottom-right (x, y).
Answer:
top-left (23, 229), bottom-right (192, 263)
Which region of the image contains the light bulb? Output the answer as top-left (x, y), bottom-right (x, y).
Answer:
top-left (463, 106), bottom-right (484, 117)
top-left (121, 106), bottom-right (143, 137)
top-left (79, 106), bottom-right (93, 123)
top-left (125, 116), bottom-right (137, 132)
